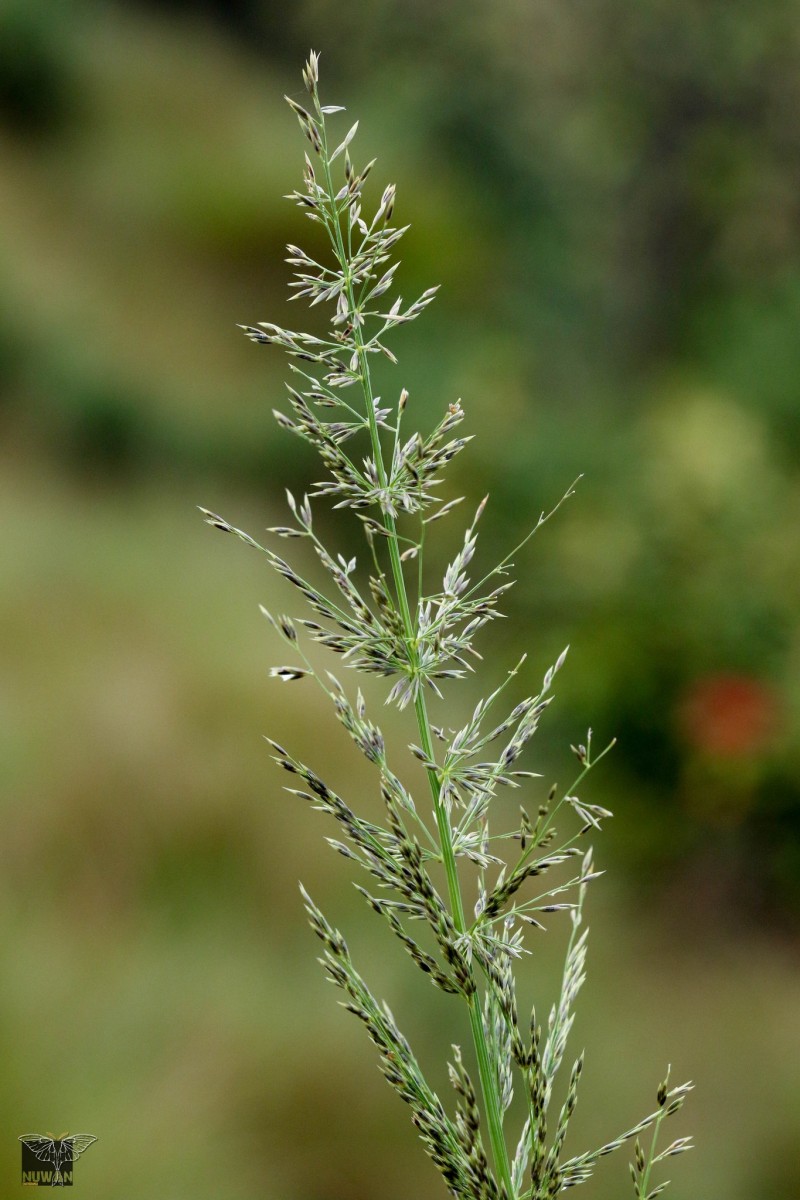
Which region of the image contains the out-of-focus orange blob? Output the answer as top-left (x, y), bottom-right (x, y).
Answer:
top-left (679, 674), bottom-right (780, 758)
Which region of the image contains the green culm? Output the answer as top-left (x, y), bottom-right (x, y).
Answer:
top-left (202, 51), bottom-right (692, 1200)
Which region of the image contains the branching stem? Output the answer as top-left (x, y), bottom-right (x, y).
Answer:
top-left (217, 62), bottom-right (692, 1200)
top-left (318, 124), bottom-right (515, 1198)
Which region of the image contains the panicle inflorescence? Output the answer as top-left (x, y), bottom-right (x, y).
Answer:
top-left (204, 52), bottom-right (691, 1200)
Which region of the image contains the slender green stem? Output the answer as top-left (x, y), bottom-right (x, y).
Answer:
top-left (638, 1105), bottom-right (667, 1200)
top-left (316, 130), bottom-right (514, 1198)
top-left (385, 433), bottom-right (516, 1200)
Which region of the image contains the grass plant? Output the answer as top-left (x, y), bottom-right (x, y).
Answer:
top-left (202, 52), bottom-right (692, 1200)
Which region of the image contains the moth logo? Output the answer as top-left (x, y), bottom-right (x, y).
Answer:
top-left (19, 1133), bottom-right (97, 1187)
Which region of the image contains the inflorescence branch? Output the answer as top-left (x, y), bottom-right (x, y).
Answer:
top-left (202, 51), bottom-right (691, 1200)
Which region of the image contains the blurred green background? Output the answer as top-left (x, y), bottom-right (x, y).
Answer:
top-left (2, 1), bottom-right (799, 1196)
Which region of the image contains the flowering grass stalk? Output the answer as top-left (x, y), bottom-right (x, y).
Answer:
top-left (202, 51), bottom-right (692, 1200)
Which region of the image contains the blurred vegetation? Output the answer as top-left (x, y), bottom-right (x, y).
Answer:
top-left (1, 1), bottom-right (798, 1198)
